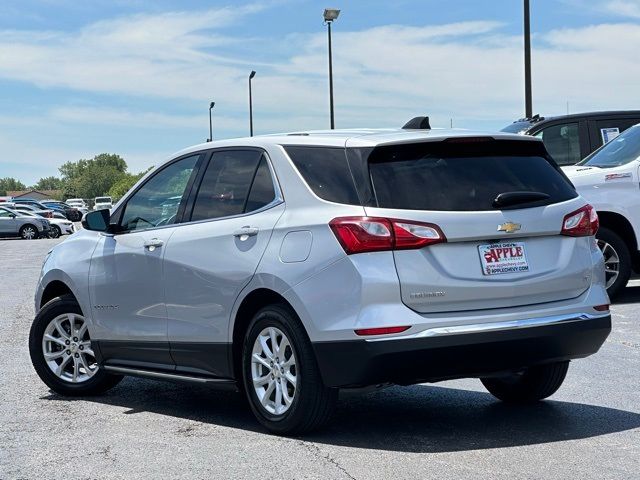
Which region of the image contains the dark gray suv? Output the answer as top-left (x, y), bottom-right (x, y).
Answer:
top-left (502, 110), bottom-right (640, 166)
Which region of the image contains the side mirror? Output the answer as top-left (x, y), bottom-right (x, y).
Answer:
top-left (82, 209), bottom-right (111, 232)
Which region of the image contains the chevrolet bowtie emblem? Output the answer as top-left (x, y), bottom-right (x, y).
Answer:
top-left (497, 222), bottom-right (521, 233)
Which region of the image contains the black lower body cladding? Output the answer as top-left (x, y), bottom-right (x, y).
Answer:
top-left (312, 315), bottom-right (611, 388)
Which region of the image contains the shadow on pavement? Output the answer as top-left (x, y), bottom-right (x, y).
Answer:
top-left (42, 380), bottom-right (640, 452)
top-left (612, 285), bottom-right (640, 305)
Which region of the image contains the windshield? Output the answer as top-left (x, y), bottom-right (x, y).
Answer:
top-left (95, 197), bottom-right (111, 203)
top-left (3, 208), bottom-right (26, 216)
top-left (579, 125), bottom-right (640, 168)
top-left (500, 121), bottom-right (533, 134)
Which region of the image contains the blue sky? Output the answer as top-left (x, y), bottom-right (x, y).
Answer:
top-left (0, 0), bottom-right (639, 184)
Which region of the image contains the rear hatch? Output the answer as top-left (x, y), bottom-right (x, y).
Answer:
top-left (357, 138), bottom-right (594, 313)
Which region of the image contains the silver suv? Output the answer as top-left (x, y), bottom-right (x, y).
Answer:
top-left (29, 128), bottom-right (611, 434)
top-left (0, 206), bottom-right (50, 239)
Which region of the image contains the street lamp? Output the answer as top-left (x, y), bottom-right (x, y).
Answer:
top-left (208, 101), bottom-right (215, 142)
top-left (323, 8), bottom-right (340, 129)
top-left (524, 0), bottom-right (533, 118)
top-left (249, 71), bottom-right (256, 136)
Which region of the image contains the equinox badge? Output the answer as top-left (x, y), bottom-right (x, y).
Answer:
top-left (497, 222), bottom-right (521, 233)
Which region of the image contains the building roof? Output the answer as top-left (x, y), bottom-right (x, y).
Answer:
top-left (7, 189), bottom-right (62, 199)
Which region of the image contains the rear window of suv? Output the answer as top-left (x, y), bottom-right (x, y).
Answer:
top-left (367, 140), bottom-right (577, 211)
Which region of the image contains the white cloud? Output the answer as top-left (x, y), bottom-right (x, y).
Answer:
top-left (604, 0), bottom-right (640, 18)
top-left (1, 4), bottom-right (640, 183)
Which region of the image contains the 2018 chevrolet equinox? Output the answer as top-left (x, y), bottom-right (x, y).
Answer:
top-left (29, 127), bottom-right (611, 434)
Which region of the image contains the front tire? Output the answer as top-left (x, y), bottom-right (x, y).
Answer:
top-left (50, 225), bottom-right (61, 239)
top-left (20, 224), bottom-right (39, 240)
top-left (481, 361), bottom-right (569, 403)
top-left (242, 304), bottom-right (337, 435)
top-left (29, 294), bottom-right (122, 396)
top-left (596, 227), bottom-right (631, 299)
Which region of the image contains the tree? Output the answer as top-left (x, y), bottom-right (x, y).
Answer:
top-left (92, 153), bottom-right (127, 173)
top-left (33, 176), bottom-right (64, 192)
top-left (59, 153), bottom-right (129, 200)
top-left (0, 177), bottom-right (27, 196)
top-left (108, 167), bottom-right (153, 200)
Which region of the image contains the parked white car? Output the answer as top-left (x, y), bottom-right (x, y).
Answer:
top-left (563, 123), bottom-right (640, 297)
top-left (93, 196), bottom-right (112, 211)
top-left (66, 198), bottom-right (89, 215)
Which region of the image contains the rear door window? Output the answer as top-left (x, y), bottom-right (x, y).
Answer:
top-left (593, 118), bottom-right (640, 149)
top-left (190, 150), bottom-right (276, 222)
top-left (534, 122), bottom-right (581, 165)
top-left (366, 141), bottom-right (577, 211)
top-left (245, 157), bottom-right (277, 212)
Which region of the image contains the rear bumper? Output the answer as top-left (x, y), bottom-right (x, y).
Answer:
top-left (312, 314), bottom-right (611, 388)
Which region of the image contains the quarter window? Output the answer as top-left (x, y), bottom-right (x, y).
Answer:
top-left (120, 155), bottom-right (199, 232)
top-left (190, 150), bottom-right (275, 222)
top-left (284, 146), bottom-right (360, 205)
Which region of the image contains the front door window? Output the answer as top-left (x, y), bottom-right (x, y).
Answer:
top-left (120, 155), bottom-right (199, 232)
top-left (535, 122), bottom-right (581, 165)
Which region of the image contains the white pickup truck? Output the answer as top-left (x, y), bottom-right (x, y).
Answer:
top-left (563, 124), bottom-right (640, 297)
top-left (93, 196), bottom-right (113, 211)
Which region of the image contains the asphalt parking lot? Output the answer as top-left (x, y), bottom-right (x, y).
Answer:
top-left (1, 238), bottom-right (638, 479)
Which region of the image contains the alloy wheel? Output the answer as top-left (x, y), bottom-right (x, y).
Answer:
top-left (42, 313), bottom-right (97, 383)
top-left (21, 226), bottom-right (37, 240)
top-left (597, 239), bottom-right (620, 289)
top-left (251, 327), bottom-right (297, 415)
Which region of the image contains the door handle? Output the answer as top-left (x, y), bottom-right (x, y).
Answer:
top-left (233, 226), bottom-right (259, 240)
top-left (144, 238), bottom-right (164, 251)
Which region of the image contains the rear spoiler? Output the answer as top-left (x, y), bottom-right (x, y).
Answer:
top-left (402, 116), bottom-right (431, 130)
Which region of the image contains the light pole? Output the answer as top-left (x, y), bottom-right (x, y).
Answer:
top-left (249, 71), bottom-right (256, 136)
top-left (323, 8), bottom-right (340, 129)
top-left (524, 0), bottom-right (532, 118)
top-left (208, 101), bottom-right (215, 142)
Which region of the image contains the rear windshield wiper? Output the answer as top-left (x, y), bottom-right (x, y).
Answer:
top-left (492, 191), bottom-right (550, 209)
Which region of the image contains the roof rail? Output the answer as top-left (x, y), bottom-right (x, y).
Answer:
top-left (402, 116), bottom-right (431, 130)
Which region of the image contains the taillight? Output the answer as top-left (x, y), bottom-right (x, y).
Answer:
top-left (561, 204), bottom-right (598, 237)
top-left (329, 217), bottom-right (446, 254)
top-left (354, 326), bottom-right (410, 336)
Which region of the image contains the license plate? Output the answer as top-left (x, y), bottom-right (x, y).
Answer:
top-left (479, 242), bottom-right (529, 276)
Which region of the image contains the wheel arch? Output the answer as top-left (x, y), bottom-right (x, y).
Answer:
top-left (597, 211), bottom-right (639, 270)
top-left (230, 286), bottom-right (309, 380)
top-left (40, 280), bottom-right (78, 309)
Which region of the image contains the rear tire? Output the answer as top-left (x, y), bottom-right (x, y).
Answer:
top-left (20, 224), bottom-right (39, 240)
top-left (596, 227), bottom-right (631, 299)
top-left (29, 294), bottom-right (122, 396)
top-left (241, 304), bottom-right (338, 435)
top-left (481, 361), bottom-right (569, 403)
